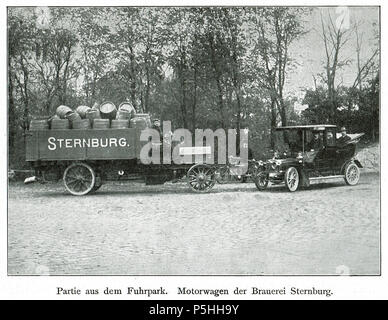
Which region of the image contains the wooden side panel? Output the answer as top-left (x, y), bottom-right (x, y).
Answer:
top-left (31, 129), bottom-right (138, 161)
top-left (25, 131), bottom-right (39, 161)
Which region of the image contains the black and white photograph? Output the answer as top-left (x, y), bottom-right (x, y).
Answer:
top-left (6, 3), bottom-right (380, 281)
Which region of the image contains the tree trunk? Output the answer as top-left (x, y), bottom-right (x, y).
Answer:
top-left (235, 89), bottom-right (242, 151)
top-left (8, 67), bottom-right (16, 149)
top-left (179, 65), bottom-right (188, 129)
top-left (207, 33), bottom-right (225, 128)
top-left (192, 65), bottom-right (197, 133)
top-left (270, 99), bottom-right (277, 149)
top-left (278, 99), bottom-right (289, 144)
top-left (129, 47), bottom-right (137, 110)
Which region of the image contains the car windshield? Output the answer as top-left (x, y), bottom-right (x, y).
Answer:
top-left (274, 130), bottom-right (302, 155)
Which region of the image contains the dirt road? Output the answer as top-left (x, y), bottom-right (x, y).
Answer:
top-left (8, 172), bottom-right (380, 275)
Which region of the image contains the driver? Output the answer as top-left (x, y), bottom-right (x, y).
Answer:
top-left (308, 131), bottom-right (323, 151)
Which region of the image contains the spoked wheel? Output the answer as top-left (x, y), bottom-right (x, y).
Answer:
top-left (187, 164), bottom-right (216, 193)
top-left (344, 162), bottom-right (360, 186)
top-left (254, 171), bottom-right (269, 191)
top-left (63, 162), bottom-right (96, 196)
top-left (284, 166), bottom-right (300, 192)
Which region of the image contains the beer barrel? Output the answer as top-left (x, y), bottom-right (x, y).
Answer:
top-left (76, 105), bottom-right (91, 119)
top-left (129, 117), bottom-right (148, 130)
top-left (116, 109), bottom-right (132, 120)
top-left (99, 101), bottom-right (117, 120)
top-left (56, 105), bottom-right (73, 119)
top-left (51, 119), bottom-right (70, 130)
top-left (72, 119), bottom-right (91, 130)
top-left (133, 113), bottom-right (152, 127)
top-left (30, 119), bottom-right (49, 131)
top-left (111, 119), bottom-right (129, 129)
top-left (65, 111), bottom-right (82, 123)
top-left (93, 119), bottom-right (110, 129)
top-left (118, 102), bottom-right (136, 118)
top-left (86, 108), bottom-right (101, 121)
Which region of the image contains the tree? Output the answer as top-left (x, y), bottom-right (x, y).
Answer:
top-left (318, 9), bottom-right (353, 123)
top-left (74, 7), bottom-right (112, 105)
top-left (8, 8), bottom-right (37, 136)
top-left (248, 7), bottom-right (306, 146)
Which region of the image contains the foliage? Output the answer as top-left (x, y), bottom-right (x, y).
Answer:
top-left (8, 7), bottom-right (379, 167)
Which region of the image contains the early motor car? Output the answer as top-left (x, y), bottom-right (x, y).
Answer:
top-left (254, 125), bottom-right (364, 192)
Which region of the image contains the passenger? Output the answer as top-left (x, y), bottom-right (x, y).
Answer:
top-left (337, 126), bottom-right (351, 146)
top-left (326, 131), bottom-right (335, 146)
top-left (308, 131), bottom-right (323, 151)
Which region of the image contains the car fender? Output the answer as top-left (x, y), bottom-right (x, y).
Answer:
top-left (341, 159), bottom-right (362, 174)
top-left (353, 159), bottom-right (363, 168)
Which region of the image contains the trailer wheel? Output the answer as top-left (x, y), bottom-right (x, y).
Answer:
top-left (63, 162), bottom-right (96, 196)
top-left (187, 164), bottom-right (216, 193)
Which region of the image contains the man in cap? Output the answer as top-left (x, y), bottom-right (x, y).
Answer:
top-left (152, 118), bottom-right (161, 135)
top-left (337, 126), bottom-right (351, 146)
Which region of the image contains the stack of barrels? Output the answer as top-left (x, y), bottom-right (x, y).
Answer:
top-left (29, 101), bottom-right (153, 131)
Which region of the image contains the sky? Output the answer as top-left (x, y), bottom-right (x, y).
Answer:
top-left (286, 7), bottom-right (379, 110)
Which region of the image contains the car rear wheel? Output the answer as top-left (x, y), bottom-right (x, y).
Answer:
top-left (344, 162), bottom-right (360, 186)
top-left (284, 167), bottom-right (299, 192)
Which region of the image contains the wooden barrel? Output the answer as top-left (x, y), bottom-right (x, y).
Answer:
top-left (30, 119), bottom-right (49, 131)
top-left (93, 119), bottom-right (110, 129)
top-left (116, 109), bottom-right (132, 120)
top-left (118, 102), bottom-right (136, 118)
top-left (72, 119), bottom-right (91, 130)
top-left (129, 117), bottom-right (148, 130)
top-left (111, 119), bottom-right (129, 129)
top-left (65, 111), bottom-right (82, 123)
top-left (51, 119), bottom-right (70, 130)
top-left (56, 105), bottom-right (73, 119)
top-left (99, 101), bottom-right (117, 120)
top-left (76, 105), bottom-right (91, 119)
top-left (133, 113), bottom-right (152, 127)
top-left (86, 108), bottom-right (101, 121)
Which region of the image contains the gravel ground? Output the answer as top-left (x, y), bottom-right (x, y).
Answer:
top-left (8, 171), bottom-right (380, 275)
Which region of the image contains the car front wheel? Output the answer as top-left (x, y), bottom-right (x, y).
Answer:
top-left (284, 167), bottom-right (300, 192)
top-left (344, 162), bottom-right (360, 186)
top-left (255, 171), bottom-right (269, 190)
